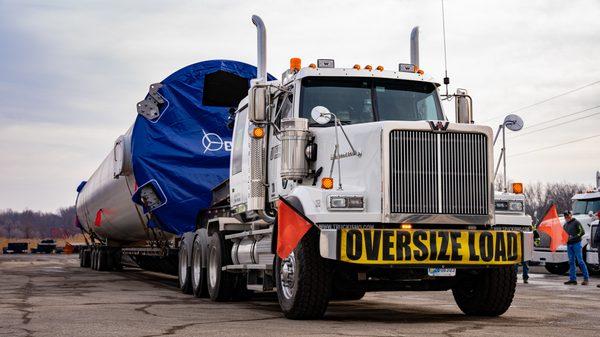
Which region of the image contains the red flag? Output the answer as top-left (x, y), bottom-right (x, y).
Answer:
top-left (277, 198), bottom-right (313, 259)
top-left (537, 204), bottom-right (568, 252)
top-left (94, 209), bottom-right (103, 227)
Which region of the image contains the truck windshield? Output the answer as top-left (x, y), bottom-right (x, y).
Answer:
top-left (572, 198), bottom-right (600, 214)
top-left (300, 77), bottom-right (443, 124)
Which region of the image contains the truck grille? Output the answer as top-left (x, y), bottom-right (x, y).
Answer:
top-left (389, 130), bottom-right (489, 215)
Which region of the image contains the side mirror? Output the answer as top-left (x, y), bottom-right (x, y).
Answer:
top-left (249, 86), bottom-right (268, 123)
top-left (310, 106), bottom-right (332, 125)
top-left (455, 88), bottom-right (472, 124)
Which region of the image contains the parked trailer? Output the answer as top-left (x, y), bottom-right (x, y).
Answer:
top-left (2, 242), bottom-right (29, 254)
top-left (77, 16), bottom-right (533, 319)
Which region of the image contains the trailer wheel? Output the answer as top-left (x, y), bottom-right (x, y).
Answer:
top-left (207, 233), bottom-right (235, 301)
top-left (545, 262), bottom-right (569, 275)
top-left (178, 243), bottom-right (193, 294)
top-left (91, 248), bottom-right (98, 270)
top-left (452, 265), bottom-right (517, 316)
top-left (275, 228), bottom-right (332, 319)
top-left (80, 249), bottom-right (91, 268)
top-left (191, 231), bottom-right (208, 298)
top-left (97, 248), bottom-right (108, 271)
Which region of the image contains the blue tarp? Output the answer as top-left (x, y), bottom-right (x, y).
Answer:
top-left (130, 60), bottom-right (274, 235)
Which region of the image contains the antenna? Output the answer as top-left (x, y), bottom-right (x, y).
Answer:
top-left (441, 0), bottom-right (450, 99)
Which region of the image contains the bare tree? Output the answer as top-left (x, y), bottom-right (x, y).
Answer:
top-left (523, 181), bottom-right (586, 223)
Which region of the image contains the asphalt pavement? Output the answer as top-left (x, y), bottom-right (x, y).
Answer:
top-left (0, 254), bottom-right (598, 337)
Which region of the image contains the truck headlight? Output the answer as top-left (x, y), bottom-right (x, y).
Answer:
top-left (327, 195), bottom-right (364, 210)
top-left (508, 201), bottom-right (524, 211)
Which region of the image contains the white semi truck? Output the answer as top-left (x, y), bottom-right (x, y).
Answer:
top-left (76, 16), bottom-right (533, 319)
top-left (532, 172), bottom-right (600, 274)
top-left (494, 190), bottom-right (531, 232)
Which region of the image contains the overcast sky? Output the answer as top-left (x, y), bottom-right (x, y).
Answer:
top-left (1, 0), bottom-right (599, 212)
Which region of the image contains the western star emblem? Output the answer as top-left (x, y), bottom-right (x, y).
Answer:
top-left (428, 120), bottom-right (450, 132)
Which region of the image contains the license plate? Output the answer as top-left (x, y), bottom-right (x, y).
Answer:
top-left (338, 228), bottom-right (522, 265)
top-left (428, 267), bottom-right (456, 277)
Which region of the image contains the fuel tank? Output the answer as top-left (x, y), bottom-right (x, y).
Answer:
top-left (76, 60), bottom-right (274, 244)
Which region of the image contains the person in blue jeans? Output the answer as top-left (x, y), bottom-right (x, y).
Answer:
top-left (519, 261), bottom-right (529, 283)
top-left (562, 211), bottom-right (589, 285)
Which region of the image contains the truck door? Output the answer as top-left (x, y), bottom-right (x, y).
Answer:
top-left (268, 90), bottom-right (294, 201)
top-left (229, 108), bottom-right (250, 210)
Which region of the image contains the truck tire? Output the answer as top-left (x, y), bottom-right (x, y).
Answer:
top-left (275, 228), bottom-right (332, 319)
top-left (80, 249), bottom-right (91, 268)
top-left (178, 242), bottom-right (193, 294)
top-left (207, 233), bottom-right (235, 301)
top-left (81, 249), bottom-right (92, 268)
top-left (452, 265), bottom-right (517, 316)
top-left (545, 262), bottom-right (569, 275)
top-left (191, 232), bottom-right (208, 298)
top-left (97, 249), bottom-right (108, 271)
top-left (91, 249), bottom-right (98, 270)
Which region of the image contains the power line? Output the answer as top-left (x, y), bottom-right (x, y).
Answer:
top-left (510, 109), bottom-right (600, 139)
top-left (518, 105), bottom-right (600, 130)
top-left (482, 80), bottom-right (600, 123)
top-left (509, 133), bottom-right (600, 158)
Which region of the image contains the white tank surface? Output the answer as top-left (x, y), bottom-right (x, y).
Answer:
top-left (76, 129), bottom-right (153, 243)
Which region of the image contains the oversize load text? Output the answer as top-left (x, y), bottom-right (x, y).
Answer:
top-left (339, 229), bottom-right (522, 265)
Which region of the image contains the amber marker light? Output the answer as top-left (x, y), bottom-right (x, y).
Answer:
top-left (321, 177), bottom-right (334, 189)
top-left (290, 58), bottom-right (302, 72)
top-left (309, 63), bottom-right (317, 69)
top-left (353, 64), bottom-right (361, 70)
top-left (365, 65), bottom-right (373, 71)
top-left (401, 223), bottom-right (412, 229)
top-left (512, 183), bottom-right (524, 194)
top-left (250, 127), bottom-right (265, 139)
top-left (376, 65), bottom-right (384, 71)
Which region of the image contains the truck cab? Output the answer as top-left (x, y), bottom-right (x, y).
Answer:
top-left (180, 16), bottom-right (533, 320)
top-left (494, 190), bottom-right (532, 232)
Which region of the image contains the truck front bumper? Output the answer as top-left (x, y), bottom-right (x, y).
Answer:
top-left (319, 228), bottom-right (533, 266)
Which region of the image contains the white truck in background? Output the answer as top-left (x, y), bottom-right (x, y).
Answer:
top-left (494, 189), bottom-right (532, 233)
top-left (532, 172), bottom-right (600, 274)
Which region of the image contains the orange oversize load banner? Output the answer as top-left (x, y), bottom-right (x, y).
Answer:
top-left (537, 204), bottom-right (568, 252)
top-left (277, 198), bottom-right (313, 259)
top-left (339, 229), bottom-right (523, 265)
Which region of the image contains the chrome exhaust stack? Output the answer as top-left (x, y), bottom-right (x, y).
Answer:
top-left (251, 15), bottom-right (267, 84)
top-left (410, 26), bottom-right (420, 68)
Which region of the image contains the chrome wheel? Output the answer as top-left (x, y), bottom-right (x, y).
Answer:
top-left (179, 247), bottom-right (188, 288)
top-left (280, 252), bottom-right (297, 300)
top-left (208, 244), bottom-right (218, 288)
top-left (192, 241), bottom-right (202, 290)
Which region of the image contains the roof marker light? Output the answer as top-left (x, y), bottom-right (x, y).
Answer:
top-left (290, 58), bottom-right (302, 72)
top-left (317, 59), bottom-right (335, 68)
top-left (398, 63), bottom-right (416, 73)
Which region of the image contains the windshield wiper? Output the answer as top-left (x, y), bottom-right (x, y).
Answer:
top-left (310, 120), bottom-right (352, 127)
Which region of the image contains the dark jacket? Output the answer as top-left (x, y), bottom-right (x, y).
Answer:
top-left (563, 218), bottom-right (585, 245)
